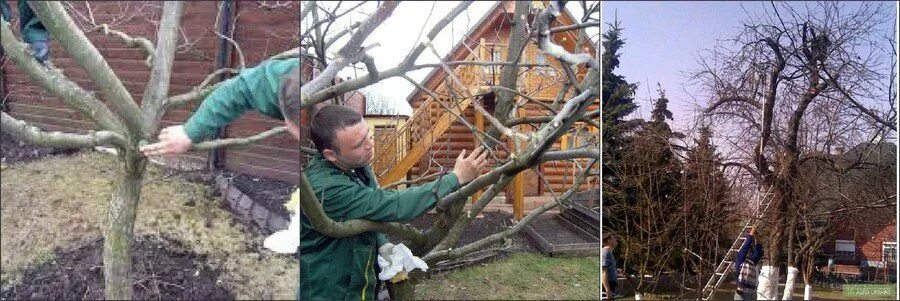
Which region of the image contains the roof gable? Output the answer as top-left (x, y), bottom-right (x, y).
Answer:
top-left (404, 1), bottom-right (597, 103)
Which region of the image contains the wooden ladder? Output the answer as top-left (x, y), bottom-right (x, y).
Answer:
top-left (700, 187), bottom-right (776, 300)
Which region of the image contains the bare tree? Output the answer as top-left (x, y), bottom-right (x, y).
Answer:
top-left (0, 2), bottom-right (297, 299)
top-left (693, 2), bottom-right (895, 298)
top-left (299, 1), bottom-right (599, 298)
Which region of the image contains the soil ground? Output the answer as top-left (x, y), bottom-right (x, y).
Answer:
top-left (1, 132), bottom-right (82, 165)
top-left (1, 147), bottom-right (297, 299)
top-left (1, 133), bottom-right (596, 299)
top-left (1, 235), bottom-right (232, 300)
top-left (230, 173), bottom-right (292, 219)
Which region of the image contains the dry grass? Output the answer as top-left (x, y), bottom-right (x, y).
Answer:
top-left (0, 152), bottom-right (297, 299)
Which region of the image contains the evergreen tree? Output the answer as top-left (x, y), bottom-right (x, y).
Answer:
top-left (601, 20), bottom-right (638, 229)
top-left (680, 126), bottom-right (735, 288)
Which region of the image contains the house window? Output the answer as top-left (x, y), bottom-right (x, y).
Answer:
top-left (835, 240), bottom-right (856, 261)
top-left (883, 242), bottom-right (897, 266)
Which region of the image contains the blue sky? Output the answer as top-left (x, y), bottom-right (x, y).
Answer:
top-left (602, 1), bottom-right (897, 139)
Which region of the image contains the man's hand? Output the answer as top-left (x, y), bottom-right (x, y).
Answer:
top-left (139, 125), bottom-right (193, 156)
top-left (453, 145), bottom-right (489, 185)
top-left (749, 226), bottom-right (756, 237)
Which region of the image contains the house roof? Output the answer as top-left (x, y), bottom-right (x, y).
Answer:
top-left (403, 1), bottom-right (598, 104)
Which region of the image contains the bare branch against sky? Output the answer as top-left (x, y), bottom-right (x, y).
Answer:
top-left (302, 1), bottom-right (599, 115)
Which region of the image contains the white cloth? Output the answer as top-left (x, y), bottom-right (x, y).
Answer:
top-left (376, 243), bottom-right (428, 281)
top-left (263, 196), bottom-right (301, 253)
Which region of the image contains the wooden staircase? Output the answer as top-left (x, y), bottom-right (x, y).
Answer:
top-left (372, 78), bottom-right (493, 186)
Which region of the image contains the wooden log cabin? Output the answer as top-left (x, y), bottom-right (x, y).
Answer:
top-left (370, 1), bottom-right (600, 219)
top-left (1, 1), bottom-right (301, 184)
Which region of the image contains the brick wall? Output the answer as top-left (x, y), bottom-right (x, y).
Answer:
top-left (1, 1), bottom-right (301, 184)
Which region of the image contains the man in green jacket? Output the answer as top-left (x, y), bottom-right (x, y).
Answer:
top-left (140, 58), bottom-right (300, 155)
top-left (299, 105), bottom-right (487, 300)
top-left (141, 58), bottom-right (488, 300)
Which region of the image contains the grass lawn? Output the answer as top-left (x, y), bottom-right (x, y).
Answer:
top-left (416, 253), bottom-right (600, 300)
top-left (0, 152), bottom-right (297, 299)
top-left (617, 281), bottom-right (896, 300)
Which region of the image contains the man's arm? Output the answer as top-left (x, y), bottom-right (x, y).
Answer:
top-left (182, 59), bottom-right (296, 142)
top-left (322, 146), bottom-right (488, 222)
top-left (322, 172), bottom-right (461, 223)
top-left (140, 59), bottom-right (298, 156)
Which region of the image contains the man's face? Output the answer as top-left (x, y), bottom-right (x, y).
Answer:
top-left (323, 120), bottom-right (374, 170)
top-left (607, 237), bottom-right (618, 249)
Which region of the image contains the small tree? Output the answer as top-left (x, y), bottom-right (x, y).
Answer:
top-left (1, 2), bottom-right (298, 299)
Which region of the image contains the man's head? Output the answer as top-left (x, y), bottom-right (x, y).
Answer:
top-left (279, 66), bottom-right (301, 139)
top-left (309, 105), bottom-right (373, 170)
top-left (603, 233), bottom-right (618, 249)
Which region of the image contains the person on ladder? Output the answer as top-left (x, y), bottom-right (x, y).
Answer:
top-left (734, 226), bottom-right (763, 300)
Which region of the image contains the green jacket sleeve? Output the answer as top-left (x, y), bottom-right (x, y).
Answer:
top-left (376, 233), bottom-right (389, 247)
top-left (323, 173), bottom-right (461, 223)
top-left (182, 59), bottom-right (299, 142)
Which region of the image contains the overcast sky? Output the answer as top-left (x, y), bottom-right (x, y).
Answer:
top-left (301, 1), bottom-right (600, 115)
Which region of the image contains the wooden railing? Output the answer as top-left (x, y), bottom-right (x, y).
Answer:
top-left (372, 42), bottom-right (587, 189)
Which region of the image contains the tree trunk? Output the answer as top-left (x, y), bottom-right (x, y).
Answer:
top-left (102, 152), bottom-right (147, 300)
top-left (390, 278), bottom-right (417, 300)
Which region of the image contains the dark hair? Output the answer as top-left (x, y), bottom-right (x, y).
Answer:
top-left (278, 66), bottom-right (301, 126)
top-left (309, 105), bottom-right (363, 155)
top-left (603, 232), bottom-right (617, 245)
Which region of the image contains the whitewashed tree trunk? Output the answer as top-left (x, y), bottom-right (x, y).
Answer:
top-left (803, 284), bottom-right (812, 300)
top-left (782, 266), bottom-right (799, 300)
top-left (757, 265), bottom-right (780, 300)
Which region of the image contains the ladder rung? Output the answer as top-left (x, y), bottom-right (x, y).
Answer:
top-left (715, 272), bottom-right (725, 276)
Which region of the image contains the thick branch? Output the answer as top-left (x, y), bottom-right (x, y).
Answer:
top-left (1, 111), bottom-right (126, 149)
top-left (30, 1), bottom-right (146, 140)
top-left (296, 173), bottom-right (426, 245)
top-left (539, 148), bottom-right (601, 162)
top-left (0, 19), bottom-right (125, 135)
top-left (141, 1), bottom-right (184, 136)
top-left (506, 109), bottom-right (600, 128)
top-left (534, 2), bottom-right (599, 69)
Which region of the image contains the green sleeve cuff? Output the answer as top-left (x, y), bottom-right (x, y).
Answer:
top-left (445, 172), bottom-right (461, 189)
top-left (182, 120), bottom-right (207, 143)
top-left (376, 233), bottom-right (389, 247)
